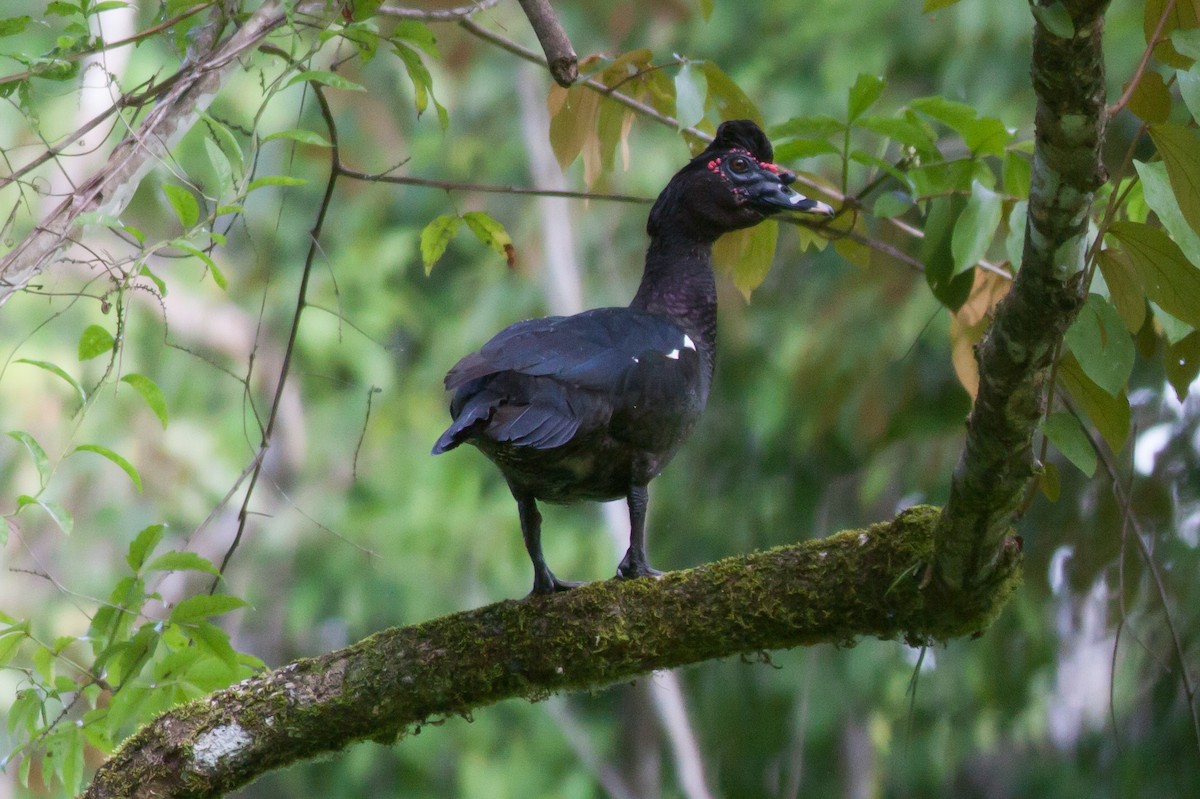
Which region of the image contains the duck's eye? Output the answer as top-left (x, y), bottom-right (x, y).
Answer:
top-left (728, 156), bottom-right (751, 174)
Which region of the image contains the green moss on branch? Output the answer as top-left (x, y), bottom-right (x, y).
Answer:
top-left (84, 505), bottom-right (1020, 799)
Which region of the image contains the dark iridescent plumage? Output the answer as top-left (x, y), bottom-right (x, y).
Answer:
top-left (433, 120), bottom-right (833, 595)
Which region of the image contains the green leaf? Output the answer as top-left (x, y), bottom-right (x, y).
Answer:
top-left (120, 373), bottom-right (169, 427)
top-left (1041, 412), bottom-right (1097, 478)
top-left (0, 16), bottom-right (32, 36)
top-left (1031, 1), bottom-right (1075, 38)
top-left (92, 1), bottom-right (130, 10)
top-left (162, 183), bottom-right (199, 228)
top-left (201, 113), bottom-right (244, 181)
top-left (187, 621), bottom-right (238, 669)
top-left (1132, 159), bottom-right (1200, 267)
top-left (169, 594), bottom-right (248, 625)
top-left (246, 175), bottom-right (307, 192)
top-left (285, 70), bottom-right (366, 92)
top-left (126, 524), bottom-right (165, 572)
top-left (46, 2), bottom-right (78, 16)
top-left (674, 62), bottom-right (708, 129)
top-left (847, 74), bottom-right (884, 123)
top-left (462, 211), bottom-right (515, 265)
top-left (139, 263), bottom-right (167, 295)
top-left (873, 191), bottom-right (914, 219)
top-left (16, 359), bottom-right (85, 403)
top-left (1109, 221), bottom-right (1200, 328)
top-left (145, 550), bottom-right (220, 576)
top-left (951, 179), bottom-right (1003, 275)
top-left (0, 626), bottom-right (26, 667)
top-left (855, 113), bottom-right (939, 159)
top-left (1177, 68), bottom-right (1200, 125)
top-left (1003, 151), bottom-right (1032, 198)
top-left (1096, 247), bottom-right (1146, 333)
top-left (78, 324), bottom-right (115, 361)
top-left (263, 128), bottom-right (332, 147)
top-left (921, 195), bottom-right (974, 310)
top-left (420, 214), bottom-right (462, 274)
top-left (1064, 294), bottom-right (1135, 397)
top-left (1148, 124), bottom-right (1200, 239)
top-left (17, 495), bottom-right (74, 535)
top-left (203, 137), bottom-right (234, 196)
top-left (1006, 200), bottom-right (1027, 271)
top-left (72, 444), bottom-right (143, 491)
top-left (713, 221), bottom-right (778, 301)
top-left (770, 115), bottom-right (845, 140)
top-left (700, 62), bottom-right (761, 123)
top-left (910, 96), bottom-right (1012, 156)
top-left (394, 20), bottom-right (440, 58)
top-left (394, 41), bottom-right (433, 117)
top-left (772, 138), bottom-right (840, 161)
top-left (172, 240), bottom-right (228, 290)
top-left (1058, 353), bottom-right (1130, 453)
top-left (1165, 331), bottom-right (1200, 402)
top-left (7, 430), bottom-right (51, 488)
top-left (923, 0), bottom-right (960, 10)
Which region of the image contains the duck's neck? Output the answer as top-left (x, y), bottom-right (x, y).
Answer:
top-left (629, 231), bottom-right (718, 379)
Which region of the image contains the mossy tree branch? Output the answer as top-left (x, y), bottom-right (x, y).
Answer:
top-left (82, 507), bottom-right (1022, 799)
top-left (933, 0), bottom-right (1112, 590)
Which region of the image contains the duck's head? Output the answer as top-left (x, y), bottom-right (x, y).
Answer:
top-left (648, 119), bottom-right (834, 241)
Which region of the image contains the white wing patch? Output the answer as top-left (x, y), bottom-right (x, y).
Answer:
top-left (683, 334), bottom-right (696, 351)
top-left (666, 349), bottom-right (680, 360)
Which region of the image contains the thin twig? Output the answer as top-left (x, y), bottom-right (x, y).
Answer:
top-left (1107, 0), bottom-right (1178, 117)
top-left (1059, 393), bottom-right (1200, 758)
top-left (215, 79), bottom-right (341, 583)
top-left (0, 3), bottom-right (215, 89)
top-left (336, 164), bottom-right (651, 203)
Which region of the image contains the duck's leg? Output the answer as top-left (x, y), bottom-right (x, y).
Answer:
top-left (512, 488), bottom-right (581, 595)
top-left (617, 483), bottom-right (664, 580)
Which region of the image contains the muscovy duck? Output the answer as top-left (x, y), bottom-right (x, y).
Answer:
top-left (432, 119), bottom-right (834, 595)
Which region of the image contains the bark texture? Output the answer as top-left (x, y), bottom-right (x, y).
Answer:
top-left (0, 1), bottom-right (290, 306)
top-left (83, 507), bottom-right (1021, 799)
top-left (933, 0), bottom-right (1112, 589)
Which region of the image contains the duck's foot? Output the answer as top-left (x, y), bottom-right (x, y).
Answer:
top-left (616, 550), bottom-right (664, 581)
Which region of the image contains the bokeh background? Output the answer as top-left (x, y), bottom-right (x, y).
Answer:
top-left (1, 1), bottom-right (1197, 796)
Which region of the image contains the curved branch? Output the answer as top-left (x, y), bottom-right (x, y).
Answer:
top-left (84, 506), bottom-right (1022, 799)
top-left (515, 0), bottom-right (578, 86)
top-left (933, 0), bottom-right (1112, 589)
top-left (0, 1), bottom-right (292, 307)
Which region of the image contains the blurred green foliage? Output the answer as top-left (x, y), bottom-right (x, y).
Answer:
top-left (0, 0), bottom-right (1198, 797)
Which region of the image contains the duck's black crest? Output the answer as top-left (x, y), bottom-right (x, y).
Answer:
top-left (702, 118), bottom-right (774, 163)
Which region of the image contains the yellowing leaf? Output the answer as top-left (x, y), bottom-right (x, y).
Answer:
top-left (549, 84), bottom-right (600, 171)
top-left (420, 214), bottom-right (461, 274)
top-left (462, 211), bottom-right (515, 266)
top-left (713, 221), bottom-right (778, 301)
